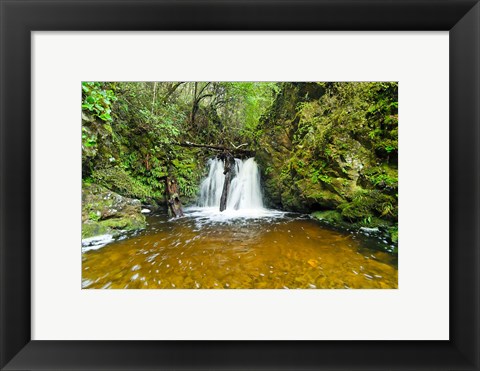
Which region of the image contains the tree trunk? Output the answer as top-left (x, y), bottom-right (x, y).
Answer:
top-left (165, 177), bottom-right (184, 217)
top-left (219, 170), bottom-right (231, 212)
top-left (151, 82), bottom-right (157, 114)
top-left (190, 82), bottom-right (198, 125)
top-left (190, 82), bottom-right (211, 126)
top-left (219, 153), bottom-right (234, 212)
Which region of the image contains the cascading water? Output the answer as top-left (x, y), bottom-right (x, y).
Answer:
top-left (199, 158), bottom-right (226, 207)
top-left (199, 157), bottom-right (263, 210)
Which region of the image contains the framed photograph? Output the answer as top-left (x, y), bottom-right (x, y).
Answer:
top-left (1, 0), bottom-right (479, 370)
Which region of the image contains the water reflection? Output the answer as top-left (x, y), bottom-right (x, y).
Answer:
top-left (82, 207), bottom-right (398, 289)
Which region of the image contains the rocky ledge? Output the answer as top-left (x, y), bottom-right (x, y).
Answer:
top-left (82, 183), bottom-right (146, 240)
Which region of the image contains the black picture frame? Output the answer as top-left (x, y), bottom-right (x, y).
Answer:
top-left (1, 0), bottom-right (479, 370)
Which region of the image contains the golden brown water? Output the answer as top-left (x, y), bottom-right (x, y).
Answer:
top-left (82, 208), bottom-right (398, 289)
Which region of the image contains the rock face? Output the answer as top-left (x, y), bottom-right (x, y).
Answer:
top-left (256, 82), bottom-right (398, 235)
top-left (82, 183), bottom-right (147, 239)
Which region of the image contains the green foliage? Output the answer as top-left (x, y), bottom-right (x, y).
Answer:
top-left (92, 167), bottom-right (161, 201)
top-left (82, 127), bottom-right (97, 147)
top-left (337, 189), bottom-right (397, 222)
top-left (170, 156), bottom-right (201, 199)
top-left (389, 226), bottom-right (399, 243)
top-left (88, 211), bottom-right (101, 222)
top-left (363, 165), bottom-right (398, 192)
top-left (82, 82), bottom-right (282, 206)
top-left (83, 177), bottom-right (94, 185)
top-left (312, 170), bottom-right (332, 185)
top-left (231, 82), bottom-right (280, 143)
top-left (338, 189), bottom-right (374, 222)
top-left (82, 82), bottom-right (117, 122)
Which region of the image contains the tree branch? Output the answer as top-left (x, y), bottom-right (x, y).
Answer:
top-left (230, 142), bottom-right (248, 149)
top-left (174, 141), bottom-right (255, 156)
top-left (197, 82), bottom-right (211, 97)
top-left (196, 93), bottom-right (213, 103)
top-left (162, 82), bottom-right (184, 103)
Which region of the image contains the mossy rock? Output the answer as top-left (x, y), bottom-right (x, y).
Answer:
top-left (82, 182), bottom-right (147, 239)
top-left (82, 215), bottom-right (146, 239)
top-left (312, 210), bottom-right (344, 224)
top-left (82, 221), bottom-right (109, 239)
top-left (260, 175), bottom-right (286, 209)
top-left (101, 215), bottom-right (145, 230)
top-left (295, 179), bottom-right (345, 209)
top-left (280, 189), bottom-right (305, 211)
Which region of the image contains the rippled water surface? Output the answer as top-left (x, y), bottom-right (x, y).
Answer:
top-left (82, 207), bottom-right (398, 289)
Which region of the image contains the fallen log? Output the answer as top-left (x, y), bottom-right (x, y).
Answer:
top-left (174, 141), bottom-right (255, 157)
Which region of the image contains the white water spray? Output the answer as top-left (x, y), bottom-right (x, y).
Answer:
top-left (199, 157), bottom-right (264, 210)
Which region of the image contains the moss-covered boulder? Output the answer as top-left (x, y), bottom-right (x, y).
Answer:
top-left (312, 210), bottom-right (344, 224)
top-left (256, 82), bottom-right (398, 234)
top-left (82, 183), bottom-right (146, 239)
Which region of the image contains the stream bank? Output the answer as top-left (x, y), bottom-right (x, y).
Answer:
top-left (82, 183), bottom-right (146, 239)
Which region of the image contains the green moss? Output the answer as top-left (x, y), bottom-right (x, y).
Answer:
top-left (82, 215), bottom-right (146, 240)
top-left (362, 164), bottom-right (398, 191)
top-left (92, 167), bottom-right (156, 201)
top-left (295, 179), bottom-right (344, 208)
top-left (280, 189), bottom-right (305, 211)
top-left (337, 189), bottom-right (397, 222)
top-left (312, 210), bottom-right (343, 224)
top-left (101, 215), bottom-right (146, 231)
top-left (101, 218), bottom-right (130, 229)
top-left (82, 222), bottom-right (109, 239)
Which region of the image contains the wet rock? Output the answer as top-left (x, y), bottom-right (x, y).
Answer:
top-left (359, 226), bottom-right (380, 234)
top-left (82, 183), bottom-right (146, 239)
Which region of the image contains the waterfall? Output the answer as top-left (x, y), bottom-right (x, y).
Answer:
top-left (198, 157), bottom-right (264, 210)
top-left (199, 158), bottom-right (226, 207)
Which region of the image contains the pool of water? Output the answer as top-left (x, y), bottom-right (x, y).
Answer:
top-left (82, 207), bottom-right (398, 289)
